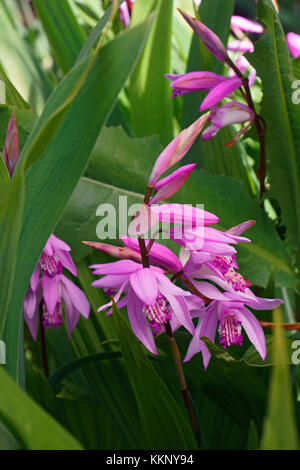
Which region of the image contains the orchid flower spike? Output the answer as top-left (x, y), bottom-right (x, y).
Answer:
top-left (24, 234), bottom-right (90, 340)
top-left (201, 101), bottom-right (255, 143)
top-left (148, 114), bottom-right (209, 186)
top-left (178, 9), bottom-right (228, 62)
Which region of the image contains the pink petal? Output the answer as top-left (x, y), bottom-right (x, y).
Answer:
top-left (30, 263), bottom-right (40, 292)
top-left (238, 307), bottom-right (266, 360)
top-left (287, 32), bottom-right (300, 58)
top-left (49, 234), bottom-right (71, 252)
top-left (183, 319), bottom-right (203, 362)
top-left (130, 268), bottom-right (158, 306)
top-left (127, 287), bottom-right (157, 354)
top-left (163, 293), bottom-right (194, 335)
top-left (151, 164), bottom-right (196, 204)
top-left (90, 260), bottom-right (140, 275)
top-left (56, 248), bottom-right (77, 276)
top-left (155, 271), bottom-right (190, 297)
top-left (91, 274), bottom-right (131, 289)
top-left (41, 274), bottom-right (60, 315)
top-left (227, 40), bottom-right (254, 53)
top-left (23, 289), bottom-right (37, 321)
top-left (200, 77), bottom-right (242, 111)
top-left (226, 220), bottom-right (255, 237)
top-left (60, 274), bottom-right (90, 318)
top-left (192, 280), bottom-right (227, 300)
top-left (151, 203), bottom-right (219, 226)
top-left (231, 16), bottom-right (263, 34)
top-left (61, 283), bottom-right (80, 339)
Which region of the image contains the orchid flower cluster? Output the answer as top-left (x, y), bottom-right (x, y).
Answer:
top-left (1, 113), bottom-right (90, 343)
top-left (166, 10), bottom-right (265, 145)
top-left (86, 113), bottom-right (283, 369)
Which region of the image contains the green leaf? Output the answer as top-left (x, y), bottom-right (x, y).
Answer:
top-left (112, 303), bottom-right (197, 449)
top-left (0, 174), bottom-right (24, 336)
top-left (160, 332), bottom-right (268, 431)
top-left (250, 0), bottom-right (300, 260)
top-left (75, 0), bottom-right (124, 65)
top-left (86, 125), bottom-right (162, 194)
top-left (0, 66), bottom-right (31, 109)
top-left (0, 154), bottom-right (10, 191)
top-left (55, 176), bottom-right (143, 260)
top-left (0, 4), bottom-right (52, 114)
top-left (27, 366), bottom-right (122, 450)
top-left (261, 308), bottom-right (300, 450)
top-left (33, 0), bottom-right (86, 74)
top-left (4, 16), bottom-right (153, 382)
top-left (0, 366), bottom-right (82, 450)
top-left (48, 351), bottom-right (122, 393)
top-left (129, 0), bottom-right (174, 145)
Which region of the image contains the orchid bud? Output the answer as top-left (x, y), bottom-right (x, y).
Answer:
top-left (178, 9), bottom-right (228, 62)
top-left (150, 164), bottom-right (196, 204)
top-left (2, 111), bottom-right (19, 178)
top-left (148, 114), bottom-right (209, 186)
top-left (82, 241), bottom-right (142, 263)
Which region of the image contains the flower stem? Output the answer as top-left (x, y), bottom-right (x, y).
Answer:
top-left (39, 303), bottom-right (49, 378)
top-left (226, 57), bottom-right (267, 206)
top-left (164, 320), bottom-right (202, 449)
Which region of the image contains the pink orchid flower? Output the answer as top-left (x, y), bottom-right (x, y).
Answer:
top-left (24, 234), bottom-right (90, 340)
top-left (90, 260), bottom-right (194, 354)
top-left (184, 293), bottom-right (282, 369)
top-left (201, 101), bottom-right (255, 142)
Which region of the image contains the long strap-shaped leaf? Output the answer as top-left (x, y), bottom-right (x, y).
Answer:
top-left (251, 0), bottom-right (300, 260)
top-left (129, 0), bottom-right (174, 145)
top-left (33, 0), bottom-right (86, 74)
top-left (2, 15), bottom-right (153, 383)
top-left (0, 366), bottom-right (82, 450)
